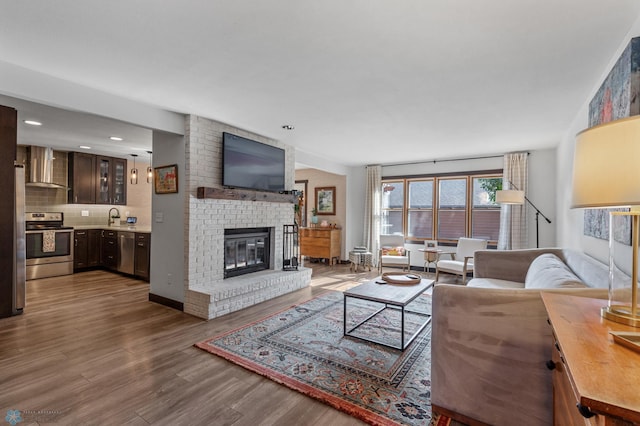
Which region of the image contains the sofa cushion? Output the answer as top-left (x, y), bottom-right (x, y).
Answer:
top-left (525, 253), bottom-right (586, 289)
top-left (563, 249), bottom-right (609, 289)
top-left (467, 278), bottom-right (525, 289)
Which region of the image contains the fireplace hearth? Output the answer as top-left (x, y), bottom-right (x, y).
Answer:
top-left (224, 228), bottom-right (271, 278)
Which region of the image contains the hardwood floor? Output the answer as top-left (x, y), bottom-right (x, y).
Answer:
top-left (0, 263), bottom-right (448, 425)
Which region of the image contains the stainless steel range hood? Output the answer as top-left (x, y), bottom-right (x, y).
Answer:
top-left (26, 146), bottom-right (68, 189)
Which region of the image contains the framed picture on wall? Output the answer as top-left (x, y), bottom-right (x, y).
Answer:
top-left (154, 164), bottom-right (178, 194)
top-left (315, 186), bottom-right (336, 215)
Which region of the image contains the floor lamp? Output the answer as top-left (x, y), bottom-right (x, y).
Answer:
top-left (572, 115), bottom-right (640, 327)
top-left (496, 184), bottom-right (552, 248)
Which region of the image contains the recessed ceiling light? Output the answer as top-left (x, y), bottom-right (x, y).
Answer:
top-left (79, 145), bottom-right (92, 150)
top-left (24, 120), bottom-right (42, 126)
top-left (281, 125), bottom-right (295, 130)
top-left (109, 136), bottom-right (123, 141)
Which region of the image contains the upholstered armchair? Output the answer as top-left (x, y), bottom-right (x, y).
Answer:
top-left (378, 234), bottom-right (411, 272)
top-left (435, 237), bottom-right (487, 283)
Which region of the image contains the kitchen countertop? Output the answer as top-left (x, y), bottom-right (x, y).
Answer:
top-left (71, 225), bottom-right (152, 233)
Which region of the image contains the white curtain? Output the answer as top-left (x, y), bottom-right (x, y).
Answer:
top-left (498, 152), bottom-right (528, 250)
top-left (363, 165), bottom-right (382, 265)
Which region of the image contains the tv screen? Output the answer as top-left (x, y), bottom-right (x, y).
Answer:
top-left (222, 132), bottom-right (286, 192)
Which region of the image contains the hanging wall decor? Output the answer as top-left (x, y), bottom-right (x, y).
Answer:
top-left (315, 186), bottom-right (336, 215)
top-left (154, 164), bottom-right (178, 194)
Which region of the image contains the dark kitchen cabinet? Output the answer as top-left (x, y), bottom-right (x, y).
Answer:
top-left (87, 229), bottom-right (101, 267)
top-left (68, 152), bottom-right (126, 205)
top-left (74, 230), bottom-right (88, 269)
top-left (75, 228), bottom-right (148, 280)
top-left (68, 152), bottom-right (96, 204)
top-left (97, 156), bottom-right (126, 205)
top-left (134, 233), bottom-right (150, 281)
top-left (101, 229), bottom-right (118, 270)
top-left (74, 229), bottom-right (103, 271)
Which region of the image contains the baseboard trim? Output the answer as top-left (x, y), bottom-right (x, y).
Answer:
top-left (149, 293), bottom-right (184, 311)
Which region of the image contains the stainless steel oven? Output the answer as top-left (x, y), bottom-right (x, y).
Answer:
top-left (25, 212), bottom-right (74, 280)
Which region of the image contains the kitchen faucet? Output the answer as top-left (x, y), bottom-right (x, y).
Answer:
top-left (108, 207), bottom-right (120, 226)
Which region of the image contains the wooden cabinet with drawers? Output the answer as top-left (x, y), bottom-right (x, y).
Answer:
top-left (299, 227), bottom-right (341, 265)
top-left (543, 293), bottom-right (640, 426)
top-left (134, 232), bottom-right (150, 282)
top-left (101, 229), bottom-right (118, 270)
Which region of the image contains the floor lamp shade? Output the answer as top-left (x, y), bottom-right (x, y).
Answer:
top-left (495, 190), bottom-right (525, 205)
top-left (495, 185), bottom-right (550, 248)
top-left (573, 115), bottom-right (640, 327)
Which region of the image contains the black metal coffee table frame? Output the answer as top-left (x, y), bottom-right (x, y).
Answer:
top-left (343, 278), bottom-right (433, 351)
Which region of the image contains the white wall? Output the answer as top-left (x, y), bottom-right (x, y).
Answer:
top-left (0, 60), bottom-right (184, 135)
top-left (556, 16), bottom-right (640, 263)
top-left (345, 165), bottom-right (366, 254)
top-left (528, 149), bottom-right (556, 248)
top-left (149, 130), bottom-right (186, 303)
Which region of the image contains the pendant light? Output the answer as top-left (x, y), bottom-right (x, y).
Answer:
top-left (146, 150), bottom-right (153, 183)
top-left (130, 154), bottom-right (138, 184)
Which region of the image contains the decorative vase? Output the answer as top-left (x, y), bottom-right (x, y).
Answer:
top-left (311, 215), bottom-right (318, 225)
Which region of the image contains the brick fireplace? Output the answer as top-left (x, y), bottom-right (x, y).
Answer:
top-left (182, 115), bottom-right (311, 320)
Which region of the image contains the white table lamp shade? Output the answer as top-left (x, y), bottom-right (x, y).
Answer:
top-left (573, 115), bottom-right (640, 327)
top-left (572, 116), bottom-right (640, 209)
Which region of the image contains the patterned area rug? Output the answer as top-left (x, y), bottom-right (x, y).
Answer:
top-left (196, 290), bottom-right (441, 425)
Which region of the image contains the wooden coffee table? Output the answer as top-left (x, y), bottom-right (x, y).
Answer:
top-left (343, 277), bottom-right (433, 350)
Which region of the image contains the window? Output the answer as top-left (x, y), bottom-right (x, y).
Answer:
top-left (381, 172), bottom-right (502, 243)
top-left (438, 178), bottom-right (467, 240)
top-left (381, 181), bottom-right (404, 235)
top-left (408, 180), bottom-right (433, 239)
top-left (472, 177), bottom-right (501, 241)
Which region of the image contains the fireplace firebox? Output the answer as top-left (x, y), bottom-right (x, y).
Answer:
top-left (224, 228), bottom-right (271, 278)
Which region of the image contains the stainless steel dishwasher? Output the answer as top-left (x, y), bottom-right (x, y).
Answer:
top-left (117, 231), bottom-right (135, 274)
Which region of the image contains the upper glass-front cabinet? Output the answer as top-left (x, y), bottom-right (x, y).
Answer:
top-left (75, 155), bottom-right (127, 205)
top-left (98, 157), bottom-right (110, 204)
top-left (112, 158), bottom-right (126, 205)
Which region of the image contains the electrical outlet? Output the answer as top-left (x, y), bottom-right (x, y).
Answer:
top-left (167, 273), bottom-right (172, 286)
top-left (81, 210), bottom-right (89, 217)
top-left (155, 212), bottom-right (164, 223)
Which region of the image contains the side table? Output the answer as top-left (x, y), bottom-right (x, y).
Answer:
top-left (419, 248), bottom-right (455, 272)
top-left (349, 251), bottom-right (373, 272)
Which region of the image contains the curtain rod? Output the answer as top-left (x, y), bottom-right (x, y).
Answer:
top-left (376, 152), bottom-right (529, 168)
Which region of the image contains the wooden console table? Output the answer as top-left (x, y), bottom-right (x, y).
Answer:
top-left (542, 293), bottom-right (640, 425)
top-left (299, 227), bottom-right (341, 266)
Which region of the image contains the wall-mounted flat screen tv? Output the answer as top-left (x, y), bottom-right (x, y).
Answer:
top-left (222, 132), bottom-right (286, 192)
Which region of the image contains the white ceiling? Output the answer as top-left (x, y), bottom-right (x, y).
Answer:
top-left (1, 1), bottom-right (639, 167)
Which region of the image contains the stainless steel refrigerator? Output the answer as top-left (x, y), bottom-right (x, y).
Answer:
top-left (13, 162), bottom-right (25, 314)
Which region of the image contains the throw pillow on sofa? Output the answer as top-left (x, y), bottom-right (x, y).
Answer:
top-left (525, 253), bottom-right (586, 289)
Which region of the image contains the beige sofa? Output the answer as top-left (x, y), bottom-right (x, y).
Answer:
top-left (431, 248), bottom-right (609, 426)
